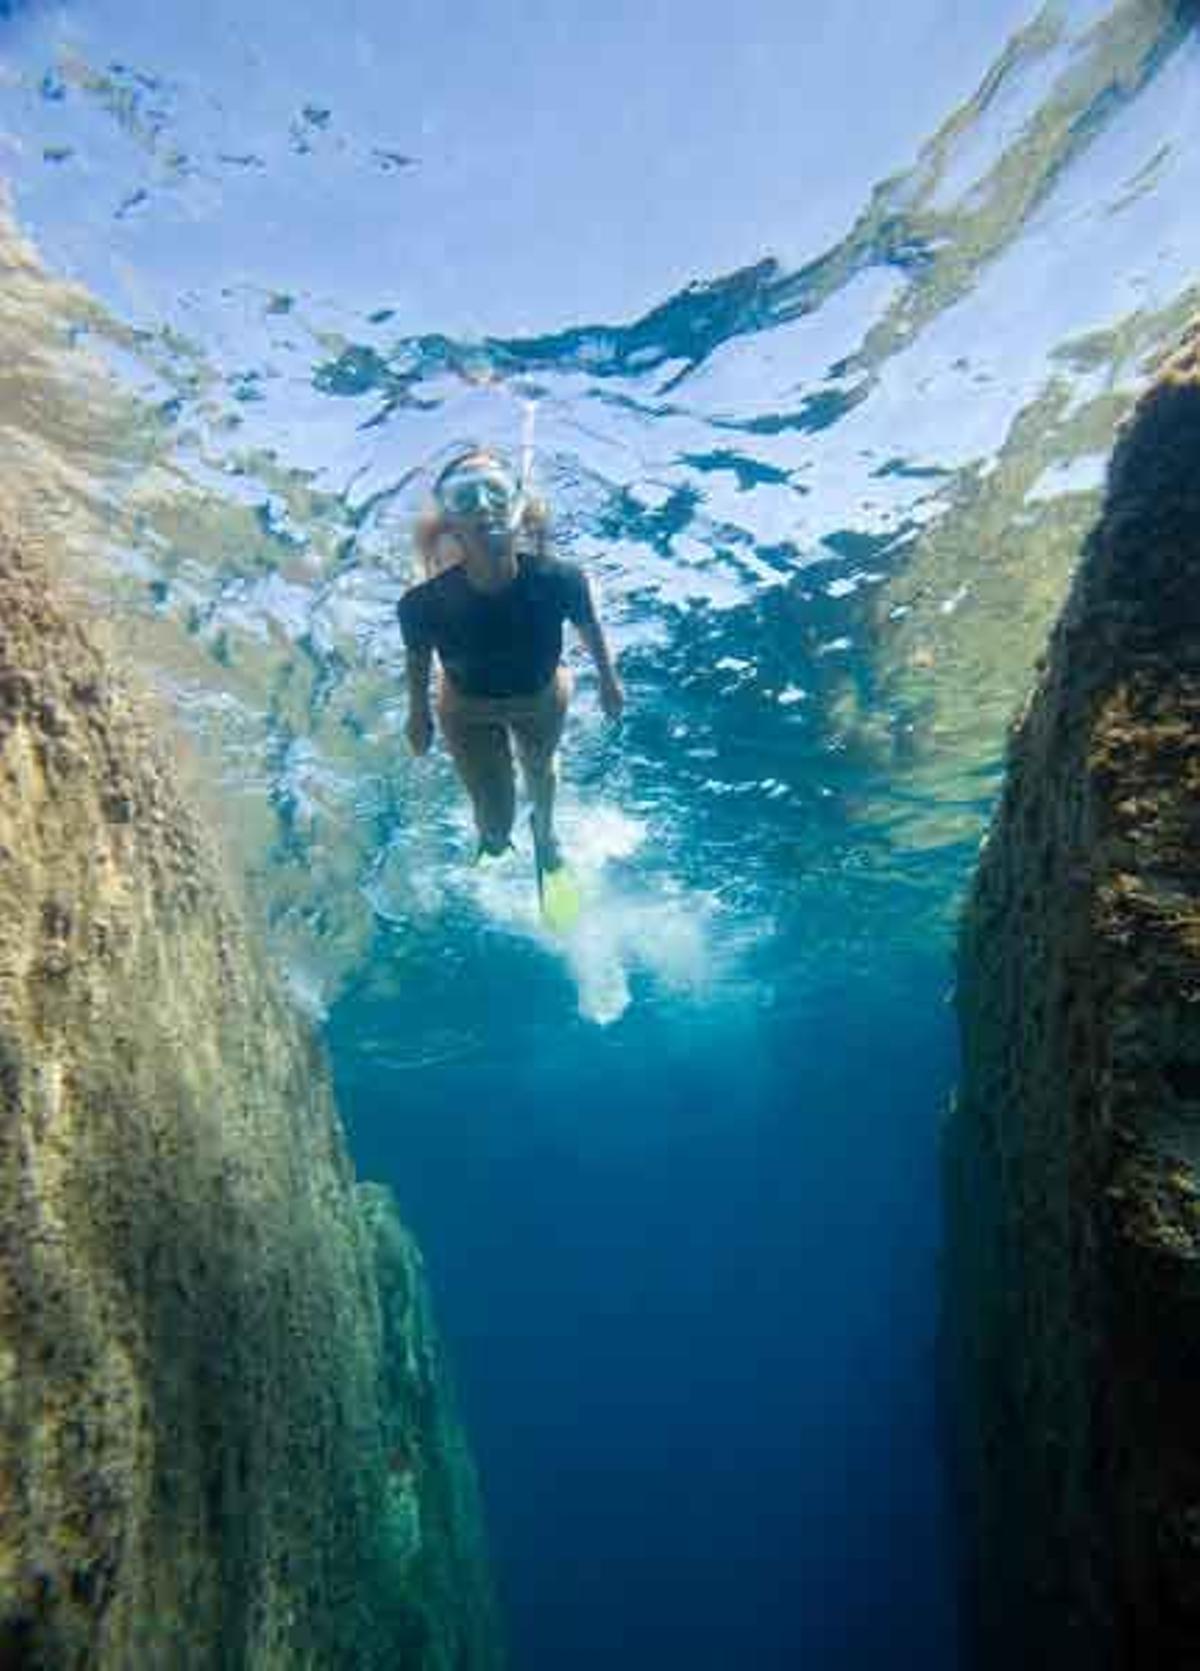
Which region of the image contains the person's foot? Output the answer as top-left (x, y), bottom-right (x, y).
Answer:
top-left (475, 835), bottom-right (514, 865)
top-left (529, 813), bottom-right (563, 875)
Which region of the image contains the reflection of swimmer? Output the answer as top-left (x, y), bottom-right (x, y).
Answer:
top-left (398, 447), bottom-right (624, 875)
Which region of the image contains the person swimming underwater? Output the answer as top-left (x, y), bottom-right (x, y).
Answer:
top-left (398, 447), bottom-right (625, 882)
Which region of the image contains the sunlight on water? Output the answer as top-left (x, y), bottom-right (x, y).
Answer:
top-left (2, 0), bottom-right (1197, 1018)
top-left (556, 804), bottom-right (721, 1025)
top-left (367, 794), bottom-right (721, 1026)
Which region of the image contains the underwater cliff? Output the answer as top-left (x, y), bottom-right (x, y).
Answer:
top-left (0, 540), bottom-right (503, 1669)
top-left (945, 324), bottom-right (1200, 1667)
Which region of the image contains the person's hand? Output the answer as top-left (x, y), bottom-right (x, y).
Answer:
top-left (599, 674), bottom-right (625, 722)
top-left (406, 708), bottom-right (434, 756)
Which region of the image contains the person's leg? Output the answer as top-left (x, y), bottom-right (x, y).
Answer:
top-left (511, 668), bottom-right (571, 867)
top-left (437, 685), bottom-right (516, 854)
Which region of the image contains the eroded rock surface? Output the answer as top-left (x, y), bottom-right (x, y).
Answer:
top-left (0, 542), bottom-right (502, 1669)
top-left (945, 326), bottom-right (1200, 1667)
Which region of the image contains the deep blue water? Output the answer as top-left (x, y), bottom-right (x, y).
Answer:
top-left (332, 942), bottom-right (959, 1669)
top-left (2, 3), bottom-right (1199, 1667)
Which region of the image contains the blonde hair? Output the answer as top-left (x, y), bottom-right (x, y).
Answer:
top-left (519, 494), bottom-right (552, 567)
top-left (414, 507), bottom-right (456, 578)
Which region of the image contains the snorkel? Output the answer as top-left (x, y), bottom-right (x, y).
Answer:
top-left (517, 398), bottom-right (537, 528)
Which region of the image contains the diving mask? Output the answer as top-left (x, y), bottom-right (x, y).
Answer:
top-left (434, 455), bottom-right (525, 535)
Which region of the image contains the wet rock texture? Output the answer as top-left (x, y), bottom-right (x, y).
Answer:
top-left (945, 327), bottom-right (1200, 1668)
top-left (0, 543), bottom-right (502, 1670)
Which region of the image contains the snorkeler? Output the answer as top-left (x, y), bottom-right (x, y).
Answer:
top-left (398, 447), bottom-right (624, 888)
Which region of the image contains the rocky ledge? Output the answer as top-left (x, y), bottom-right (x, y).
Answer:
top-left (944, 327), bottom-right (1200, 1668)
top-left (0, 541), bottom-right (502, 1669)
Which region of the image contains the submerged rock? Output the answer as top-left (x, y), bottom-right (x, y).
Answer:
top-left (945, 326), bottom-right (1200, 1666)
top-left (0, 541), bottom-right (503, 1669)
top-left (358, 1186), bottom-right (502, 1669)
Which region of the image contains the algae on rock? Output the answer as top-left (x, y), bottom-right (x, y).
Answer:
top-left (944, 324), bottom-right (1200, 1667)
top-left (0, 540), bottom-right (503, 1669)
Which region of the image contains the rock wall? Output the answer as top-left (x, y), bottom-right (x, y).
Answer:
top-left (944, 326), bottom-right (1200, 1667)
top-left (0, 541), bottom-right (503, 1669)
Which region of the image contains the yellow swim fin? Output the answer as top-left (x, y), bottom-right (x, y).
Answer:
top-left (539, 863), bottom-right (583, 933)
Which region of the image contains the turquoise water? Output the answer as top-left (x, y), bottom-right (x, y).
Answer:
top-left (2, 1), bottom-right (1199, 1664)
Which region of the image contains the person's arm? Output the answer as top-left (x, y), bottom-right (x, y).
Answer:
top-left (404, 644), bottom-right (435, 754)
top-left (398, 591), bottom-right (435, 754)
top-left (572, 574), bottom-right (624, 721)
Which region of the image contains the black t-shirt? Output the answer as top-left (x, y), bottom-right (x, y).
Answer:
top-left (398, 558), bottom-right (594, 698)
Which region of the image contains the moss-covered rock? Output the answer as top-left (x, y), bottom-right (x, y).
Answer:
top-left (944, 323), bottom-right (1200, 1667)
top-left (0, 540), bottom-right (503, 1668)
